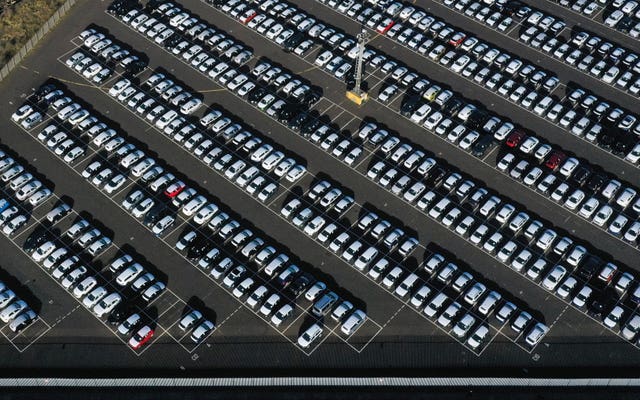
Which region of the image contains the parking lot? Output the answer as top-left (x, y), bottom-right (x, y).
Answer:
top-left (0, 0), bottom-right (640, 375)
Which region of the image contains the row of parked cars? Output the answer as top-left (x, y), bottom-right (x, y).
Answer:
top-left (279, 177), bottom-right (547, 348)
top-left (440, 2), bottom-right (640, 139)
top-left (36, 67), bottom-right (364, 348)
top-left (114, 70), bottom-right (306, 184)
top-left (78, 251), bottom-right (168, 348)
top-left (315, 0), bottom-right (640, 169)
top-left (112, 4), bottom-right (369, 174)
top-left (81, 18), bottom-right (374, 344)
top-left (554, 0), bottom-right (640, 37)
top-left (114, 1), bottom-right (327, 125)
top-left (439, 0), bottom-right (640, 148)
top-left (174, 200), bottom-right (367, 347)
top-left (349, 33), bottom-right (640, 246)
top-left (496, 148), bottom-right (640, 246)
top-left (435, 0), bottom-right (640, 155)
top-left (520, 22), bottom-right (640, 97)
top-left (20, 201), bottom-right (167, 346)
top-left (36, 68), bottom-right (367, 346)
top-left (417, 251), bottom-right (547, 349)
top-left (375, 64), bottom-right (640, 249)
top-left (78, 27), bottom-right (148, 76)
top-left (355, 119), bottom-right (640, 345)
top-left (0, 153), bottom-right (53, 236)
top-left (0, 279), bottom-right (38, 334)
top-left (19, 82), bottom-right (229, 347)
top-left (114, 0), bottom-right (253, 68)
top-left (381, 1), bottom-right (640, 153)
top-left (14, 177), bottom-right (172, 350)
top-left (283, 183), bottom-right (416, 259)
top-left (281, 181), bottom-right (418, 263)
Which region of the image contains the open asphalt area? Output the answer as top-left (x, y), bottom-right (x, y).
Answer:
top-left (0, 0), bottom-right (640, 378)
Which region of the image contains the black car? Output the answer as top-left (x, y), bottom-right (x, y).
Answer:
top-left (588, 288), bottom-right (619, 319)
top-left (618, 16), bottom-right (634, 33)
top-left (569, 166), bottom-right (592, 187)
top-left (248, 87), bottom-right (268, 105)
top-left (471, 134), bottom-right (495, 157)
top-left (33, 83), bottom-right (57, 103)
top-left (163, 34), bottom-right (182, 50)
top-left (597, 130), bottom-right (618, 150)
top-left (613, 135), bottom-right (636, 156)
top-left (400, 95), bottom-right (421, 117)
top-left (107, 303), bottom-right (136, 325)
top-left (108, 0), bottom-right (137, 15)
top-left (301, 91), bottom-right (321, 107)
top-left (288, 273), bottom-right (314, 297)
top-left (124, 60), bottom-right (147, 76)
top-left (283, 32), bottom-right (305, 52)
top-left (442, 98), bottom-right (464, 115)
top-left (578, 256), bottom-right (602, 281)
top-left (466, 110), bottom-right (488, 129)
top-left (301, 118), bottom-right (321, 137)
top-left (206, 0), bottom-right (226, 7)
top-left (425, 166), bottom-right (448, 187)
top-left (586, 173), bottom-right (607, 193)
top-left (187, 237), bottom-right (212, 260)
top-left (23, 227), bottom-right (52, 252)
top-left (288, 112), bottom-right (310, 131)
top-left (143, 204), bottom-right (167, 227)
top-left (278, 104), bottom-right (300, 123)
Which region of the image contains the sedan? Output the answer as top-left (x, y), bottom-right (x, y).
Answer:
top-left (542, 265), bottom-right (567, 291)
top-left (128, 325), bottom-right (154, 350)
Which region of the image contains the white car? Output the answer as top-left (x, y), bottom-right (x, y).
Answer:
top-left (525, 323), bottom-right (548, 347)
top-left (92, 292), bottom-right (122, 317)
top-left (32, 241), bottom-right (57, 262)
top-left (297, 323), bottom-right (323, 348)
top-left (341, 309), bottom-right (367, 335)
top-left (11, 104), bottom-right (34, 122)
top-left (116, 264), bottom-right (144, 286)
top-left (542, 265), bottom-right (567, 291)
top-left (190, 320), bottom-right (215, 343)
top-left (0, 300), bottom-right (27, 323)
top-left (82, 286), bottom-right (108, 308)
top-left (73, 276), bottom-right (97, 298)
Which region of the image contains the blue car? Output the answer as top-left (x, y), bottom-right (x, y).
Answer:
top-left (0, 199), bottom-right (10, 214)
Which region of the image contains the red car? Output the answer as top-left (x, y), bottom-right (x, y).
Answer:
top-left (377, 18), bottom-right (395, 34)
top-left (239, 9), bottom-right (257, 24)
top-left (448, 32), bottom-right (466, 47)
top-left (164, 181), bottom-right (185, 198)
top-left (545, 151), bottom-right (567, 170)
top-left (505, 130), bottom-right (526, 148)
top-left (128, 325), bottom-right (154, 350)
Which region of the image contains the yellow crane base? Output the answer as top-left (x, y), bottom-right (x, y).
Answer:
top-left (346, 91), bottom-right (368, 105)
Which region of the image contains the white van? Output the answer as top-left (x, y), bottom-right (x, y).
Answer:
top-left (395, 273), bottom-right (419, 297)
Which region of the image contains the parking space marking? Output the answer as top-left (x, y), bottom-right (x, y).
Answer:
top-left (0, 316), bottom-right (52, 353)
